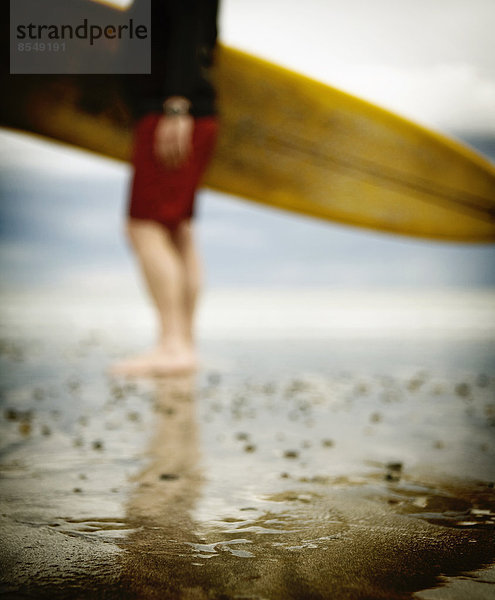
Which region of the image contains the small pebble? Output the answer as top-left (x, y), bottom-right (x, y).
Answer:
top-left (321, 439), bottom-right (334, 448)
top-left (244, 444), bottom-right (256, 453)
top-left (455, 383), bottom-right (470, 398)
top-left (92, 440), bottom-right (104, 451)
top-left (386, 462), bottom-right (403, 472)
top-left (73, 488), bottom-right (82, 493)
top-left (110, 386), bottom-right (124, 400)
top-left (284, 450), bottom-right (299, 459)
top-left (5, 409), bottom-right (18, 421)
top-left (385, 461), bottom-right (402, 482)
top-left (159, 473), bottom-right (179, 481)
top-left (407, 378), bottom-right (424, 392)
top-left (355, 383), bottom-right (369, 395)
top-left (235, 432), bottom-right (249, 441)
top-left (19, 422), bottom-right (31, 436)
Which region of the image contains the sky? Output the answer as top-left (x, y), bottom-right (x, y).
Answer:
top-left (220, 0), bottom-right (495, 135)
top-left (1, 0), bottom-right (494, 292)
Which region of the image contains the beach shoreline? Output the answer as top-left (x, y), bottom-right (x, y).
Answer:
top-left (1, 289), bottom-right (494, 599)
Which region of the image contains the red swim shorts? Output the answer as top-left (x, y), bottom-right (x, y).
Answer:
top-left (128, 113), bottom-right (219, 229)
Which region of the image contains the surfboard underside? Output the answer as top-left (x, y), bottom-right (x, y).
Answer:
top-left (2, 45), bottom-right (495, 242)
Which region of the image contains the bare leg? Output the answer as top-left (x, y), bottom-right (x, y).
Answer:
top-left (170, 220), bottom-right (202, 344)
top-left (110, 218), bottom-right (197, 376)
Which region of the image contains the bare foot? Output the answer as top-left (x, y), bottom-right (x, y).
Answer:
top-left (109, 345), bottom-right (197, 378)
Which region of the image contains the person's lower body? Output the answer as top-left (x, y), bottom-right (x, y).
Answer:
top-left (110, 113), bottom-right (218, 377)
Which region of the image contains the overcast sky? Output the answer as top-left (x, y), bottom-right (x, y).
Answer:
top-left (221, 0), bottom-right (495, 134)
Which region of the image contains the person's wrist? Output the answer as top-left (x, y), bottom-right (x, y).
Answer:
top-left (163, 97), bottom-right (191, 117)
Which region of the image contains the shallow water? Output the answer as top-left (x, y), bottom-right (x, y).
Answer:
top-left (0, 289), bottom-right (494, 599)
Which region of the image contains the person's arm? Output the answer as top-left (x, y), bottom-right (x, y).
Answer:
top-left (154, 1), bottom-right (199, 168)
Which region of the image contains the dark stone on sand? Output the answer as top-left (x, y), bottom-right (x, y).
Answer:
top-left (19, 422), bottom-right (31, 436)
top-left (110, 385), bottom-right (125, 400)
top-left (370, 412), bottom-right (382, 423)
top-left (284, 450), bottom-right (299, 459)
top-left (159, 473), bottom-right (179, 481)
top-left (322, 438), bottom-right (334, 448)
top-left (73, 487), bottom-right (82, 493)
top-left (5, 408), bottom-right (19, 421)
top-left (280, 472), bottom-right (289, 478)
top-left (285, 379), bottom-right (307, 396)
top-left (244, 444), bottom-right (256, 453)
top-left (455, 382), bottom-right (471, 398)
top-left (407, 377), bottom-right (425, 392)
top-left (92, 440), bottom-right (104, 451)
top-left (235, 432), bottom-right (249, 441)
top-left (385, 462), bottom-right (402, 482)
top-left (387, 463), bottom-right (402, 473)
top-left (355, 383), bottom-right (369, 395)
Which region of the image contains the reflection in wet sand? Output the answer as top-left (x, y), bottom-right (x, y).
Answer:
top-left (118, 372), bottom-right (495, 600)
top-left (119, 376), bottom-right (209, 598)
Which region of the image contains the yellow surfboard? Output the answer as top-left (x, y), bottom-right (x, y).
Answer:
top-left (2, 44), bottom-right (495, 242)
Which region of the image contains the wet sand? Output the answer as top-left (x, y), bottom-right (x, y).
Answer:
top-left (1, 291), bottom-right (494, 599)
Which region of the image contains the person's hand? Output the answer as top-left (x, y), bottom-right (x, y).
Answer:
top-left (153, 114), bottom-right (194, 169)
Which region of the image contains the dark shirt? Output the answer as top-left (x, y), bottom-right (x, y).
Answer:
top-left (126, 0), bottom-right (219, 119)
